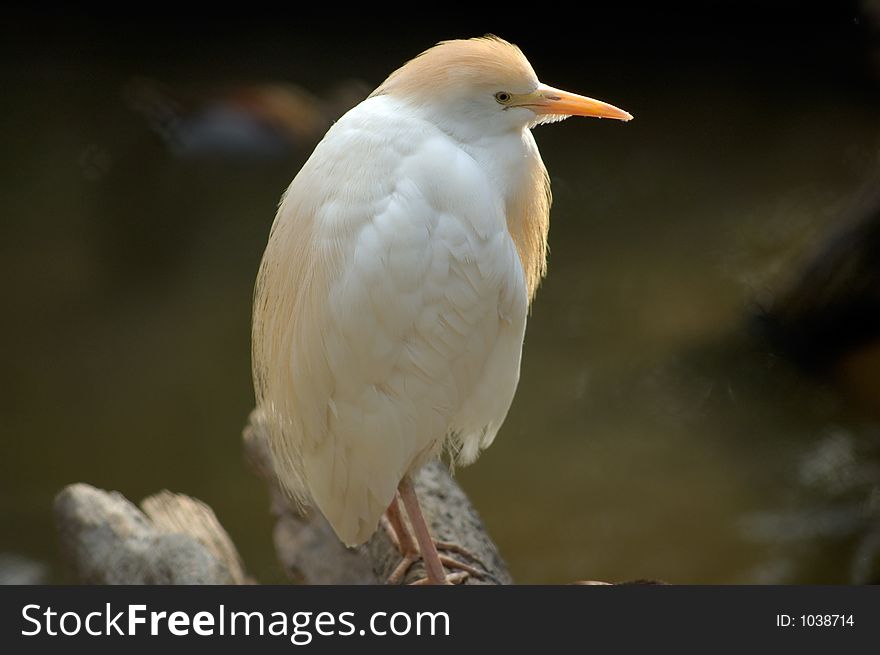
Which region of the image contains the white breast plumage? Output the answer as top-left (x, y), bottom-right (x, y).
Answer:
top-left (252, 95), bottom-right (529, 546)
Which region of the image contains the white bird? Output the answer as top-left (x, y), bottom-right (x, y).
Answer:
top-left (252, 35), bottom-right (632, 584)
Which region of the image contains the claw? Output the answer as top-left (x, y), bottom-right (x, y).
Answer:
top-left (438, 554), bottom-right (484, 579)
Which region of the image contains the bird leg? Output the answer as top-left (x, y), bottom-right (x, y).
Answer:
top-left (381, 495), bottom-right (420, 584)
top-left (396, 475), bottom-right (448, 584)
top-left (395, 475), bottom-right (486, 584)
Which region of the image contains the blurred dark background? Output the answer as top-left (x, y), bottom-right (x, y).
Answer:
top-left (2, 4), bottom-right (880, 583)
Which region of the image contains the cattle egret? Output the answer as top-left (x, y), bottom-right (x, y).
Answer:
top-left (252, 36), bottom-right (632, 584)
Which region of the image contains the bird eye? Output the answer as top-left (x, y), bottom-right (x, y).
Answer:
top-left (494, 92), bottom-right (512, 105)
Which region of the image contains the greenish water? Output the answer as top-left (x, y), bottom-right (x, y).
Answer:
top-left (2, 39), bottom-right (880, 584)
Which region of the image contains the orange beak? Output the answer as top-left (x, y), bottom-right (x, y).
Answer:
top-left (524, 84), bottom-right (633, 121)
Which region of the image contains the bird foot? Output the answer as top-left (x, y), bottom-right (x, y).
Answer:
top-left (384, 547), bottom-right (485, 585)
top-left (438, 553), bottom-right (484, 579)
top-left (382, 515), bottom-right (483, 584)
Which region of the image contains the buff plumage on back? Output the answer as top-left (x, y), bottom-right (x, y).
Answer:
top-left (374, 35), bottom-right (551, 301)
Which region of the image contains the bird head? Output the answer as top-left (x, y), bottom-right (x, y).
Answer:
top-left (371, 35), bottom-right (632, 139)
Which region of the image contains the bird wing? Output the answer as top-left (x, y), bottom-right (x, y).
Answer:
top-left (253, 97), bottom-right (528, 545)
